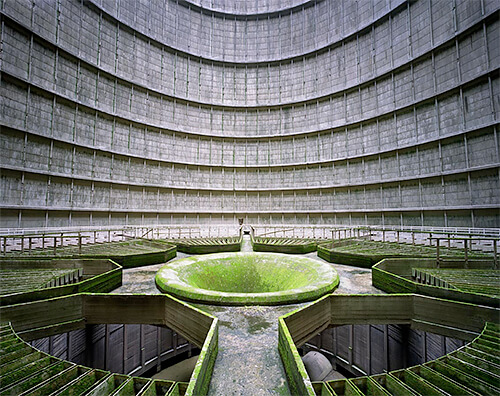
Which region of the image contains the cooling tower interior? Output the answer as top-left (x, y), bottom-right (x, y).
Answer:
top-left (0, 0), bottom-right (499, 228)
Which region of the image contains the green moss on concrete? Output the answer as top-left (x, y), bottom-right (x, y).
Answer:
top-left (168, 381), bottom-right (189, 396)
top-left (318, 240), bottom-right (492, 268)
top-left (0, 269), bottom-right (81, 294)
top-left (4, 240), bottom-right (177, 269)
top-left (321, 321), bottom-right (500, 396)
top-left (0, 355), bottom-right (50, 387)
top-left (278, 317), bottom-right (316, 396)
top-left (318, 244), bottom-right (374, 267)
top-left (185, 318), bottom-right (218, 396)
top-left (165, 237), bottom-right (242, 254)
top-left (0, 260), bottom-right (122, 306)
top-left (312, 382), bottom-right (335, 396)
top-left (252, 237), bottom-right (326, 254)
top-left (0, 291), bottom-right (218, 396)
top-left (155, 252), bottom-right (339, 305)
top-left (413, 268), bottom-right (500, 297)
top-left (139, 379), bottom-right (175, 396)
top-left (247, 316), bottom-right (272, 334)
top-left (373, 259), bottom-right (499, 307)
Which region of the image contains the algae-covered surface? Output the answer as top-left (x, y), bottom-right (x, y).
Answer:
top-left (0, 268), bottom-right (80, 294)
top-left (415, 268), bottom-right (500, 297)
top-left (322, 240), bottom-right (491, 259)
top-left (196, 303), bottom-right (305, 396)
top-left (155, 252), bottom-right (339, 304)
top-left (4, 239), bottom-right (175, 258)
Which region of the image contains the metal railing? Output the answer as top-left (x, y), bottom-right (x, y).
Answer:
top-left (1, 224), bottom-right (499, 255)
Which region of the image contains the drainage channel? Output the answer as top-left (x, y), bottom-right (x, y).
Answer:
top-left (240, 234), bottom-right (253, 252)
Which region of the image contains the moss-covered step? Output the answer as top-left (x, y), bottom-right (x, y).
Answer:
top-left (0, 259), bottom-right (122, 306)
top-left (2, 239), bottom-right (176, 268)
top-left (412, 268), bottom-right (500, 298)
top-left (156, 252), bottom-right (339, 305)
top-left (0, 296), bottom-right (218, 396)
top-left (252, 236), bottom-right (328, 254)
top-left (278, 293), bottom-right (499, 396)
top-left (318, 239), bottom-right (492, 268)
top-left (320, 323), bottom-right (500, 396)
top-left (163, 236), bottom-right (241, 254)
top-left (372, 258), bottom-right (499, 307)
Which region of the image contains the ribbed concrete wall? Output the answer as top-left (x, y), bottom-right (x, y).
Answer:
top-left (0, 0), bottom-right (499, 228)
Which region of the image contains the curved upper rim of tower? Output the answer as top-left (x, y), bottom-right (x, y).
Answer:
top-left (90, 0), bottom-right (407, 64)
top-left (182, 0), bottom-right (319, 17)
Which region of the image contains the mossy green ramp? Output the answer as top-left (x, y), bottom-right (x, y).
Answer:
top-left (171, 237), bottom-right (242, 254)
top-left (4, 240), bottom-right (177, 268)
top-left (0, 259), bottom-right (122, 306)
top-left (318, 240), bottom-right (492, 268)
top-left (252, 237), bottom-right (325, 254)
top-left (373, 258), bottom-right (500, 307)
top-left (155, 252), bottom-right (339, 305)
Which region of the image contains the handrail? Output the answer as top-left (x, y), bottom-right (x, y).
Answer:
top-left (1, 224), bottom-right (499, 255)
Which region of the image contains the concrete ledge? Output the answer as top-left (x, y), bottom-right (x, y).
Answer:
top-left (252, 237), bottom-right (324, 254)
top-left (171, 237), bottom-right (241, 254)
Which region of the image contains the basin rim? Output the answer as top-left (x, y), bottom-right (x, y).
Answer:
top-left (155, 252), bottom-right (339, 305)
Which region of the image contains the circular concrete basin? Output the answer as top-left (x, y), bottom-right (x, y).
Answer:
top-left (155, 252), bottom-right (339, 305)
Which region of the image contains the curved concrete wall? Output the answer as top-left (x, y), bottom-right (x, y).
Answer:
top-left (0, 0), bottom-right (499, 228)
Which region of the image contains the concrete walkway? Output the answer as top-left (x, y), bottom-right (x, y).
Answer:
top-left (200, 304), bottom-right (297, 396)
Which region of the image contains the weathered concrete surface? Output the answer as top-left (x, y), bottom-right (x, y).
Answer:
top-left (198, 304), bottom-right (302, 396)
top-left (111, 252), bottom-right (191, 294)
